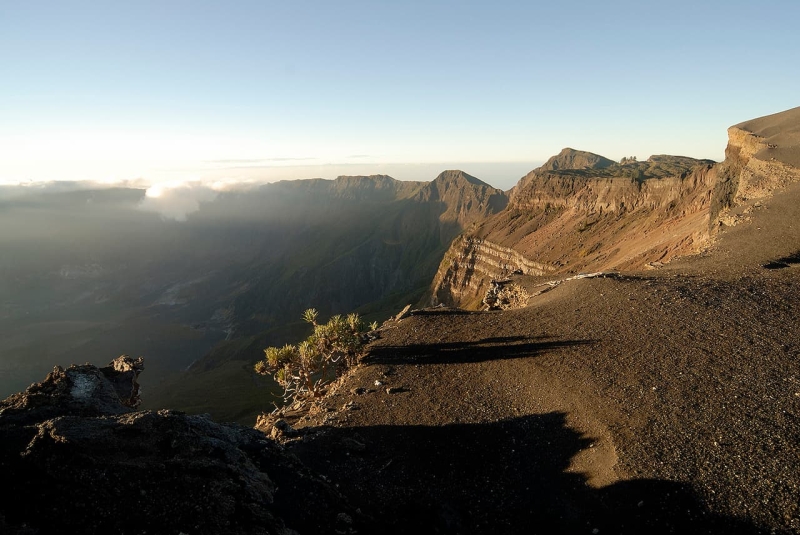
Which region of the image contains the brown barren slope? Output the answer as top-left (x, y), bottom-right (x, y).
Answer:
top-left (285, 109), bottom-right (800, 534)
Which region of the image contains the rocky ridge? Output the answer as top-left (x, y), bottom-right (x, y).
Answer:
top-left (432, 153), bottom-right (717, 307)
top-left (0, 357), bottom-right (358, 535)
top-left (431, 108), bottom-right (800, 308)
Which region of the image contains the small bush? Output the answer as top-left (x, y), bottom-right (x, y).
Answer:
top-left (255, 308), bottom-right (370, 405)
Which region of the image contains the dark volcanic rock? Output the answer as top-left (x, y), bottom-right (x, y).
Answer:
top-left (0, 358), bottom-right (357, 535)
top-left (0, 357), bottom-right (143, 424)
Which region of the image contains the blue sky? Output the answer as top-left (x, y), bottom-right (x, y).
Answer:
top-left (1, 1), bottom-right (798, 189)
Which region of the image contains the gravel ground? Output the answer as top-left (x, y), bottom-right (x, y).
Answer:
top-left (285, 182), bottom-right (800, 534)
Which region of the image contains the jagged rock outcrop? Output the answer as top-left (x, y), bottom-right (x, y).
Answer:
top-left (0, 357), bottom-right (357, 535)
top-left (481, 279), bottom-right (530, 310)
top-left (0, 356), bottom-right (144, 425)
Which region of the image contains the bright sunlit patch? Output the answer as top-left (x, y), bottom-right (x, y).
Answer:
top-left (138, 178), bottom-right (220, 221)
top-left (145, 185), bottom-right (164, 198)
top-left (145, 180), bottom-right (194, 198)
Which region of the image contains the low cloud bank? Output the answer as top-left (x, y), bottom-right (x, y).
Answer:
top-left (0, 177), bottom-right (267, 221)
top-left (139, 178), bottom-right (268, 221)
top-left (139, 181), bottom-right (218, 221)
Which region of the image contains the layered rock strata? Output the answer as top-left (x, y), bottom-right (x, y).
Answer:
top-left (432, 154), bottom-right (718, 306)
top-left (433, 107), bottom-right (800, 309)
top-left (431, 237), bottom-right (552, 307)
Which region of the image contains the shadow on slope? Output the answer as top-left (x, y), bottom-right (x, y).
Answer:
top-left (291, 412), bottom-right (766, 535)
top-left (762, 249), bottom-right (800, 270)
top-left (364, 335), bottom-right (595, 365)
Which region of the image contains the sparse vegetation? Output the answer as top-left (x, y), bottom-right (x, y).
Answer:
top-left (254, 308), bottom-right (370, 405)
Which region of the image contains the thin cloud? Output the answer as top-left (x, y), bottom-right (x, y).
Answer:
top-left (0, 179), bottom-right (148, 191)
top-left (205, 159), bottom-right (267, 164)
top-left (205, 157), bottom-right (317, 164)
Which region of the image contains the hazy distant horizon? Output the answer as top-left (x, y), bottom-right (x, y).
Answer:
top-left (0, 160), bottom-right (545, 193)
top-left (191, 160), bottom-right (546, 191)
top-left (3, 1), bottom-right (796, 192)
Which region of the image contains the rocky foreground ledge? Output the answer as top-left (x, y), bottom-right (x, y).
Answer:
top-left (0, 357), bottom-right (358, 535)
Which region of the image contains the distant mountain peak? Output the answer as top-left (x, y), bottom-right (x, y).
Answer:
top-left (433, 170), bottom-right (491, 187)
top-left (540, 148), bottom-right (615, 171)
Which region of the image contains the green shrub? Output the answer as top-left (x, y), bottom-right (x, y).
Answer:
top-left (254, 308), bottom-right (369, 405)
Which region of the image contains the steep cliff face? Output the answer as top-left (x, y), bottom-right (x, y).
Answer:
top-left (432, 153), bottom-right (717, 306)
top-left (509, 154), bottom-right (715, 213)
top-left (431, 236), bottom-right (553, 308)
top-left (433, 108), bottom-right (800, 308)
top-left (711, 107), bottom-right (800, 225)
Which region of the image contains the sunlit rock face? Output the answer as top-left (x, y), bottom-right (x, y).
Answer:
top-left (431, 152), bottom-right (717, 307)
